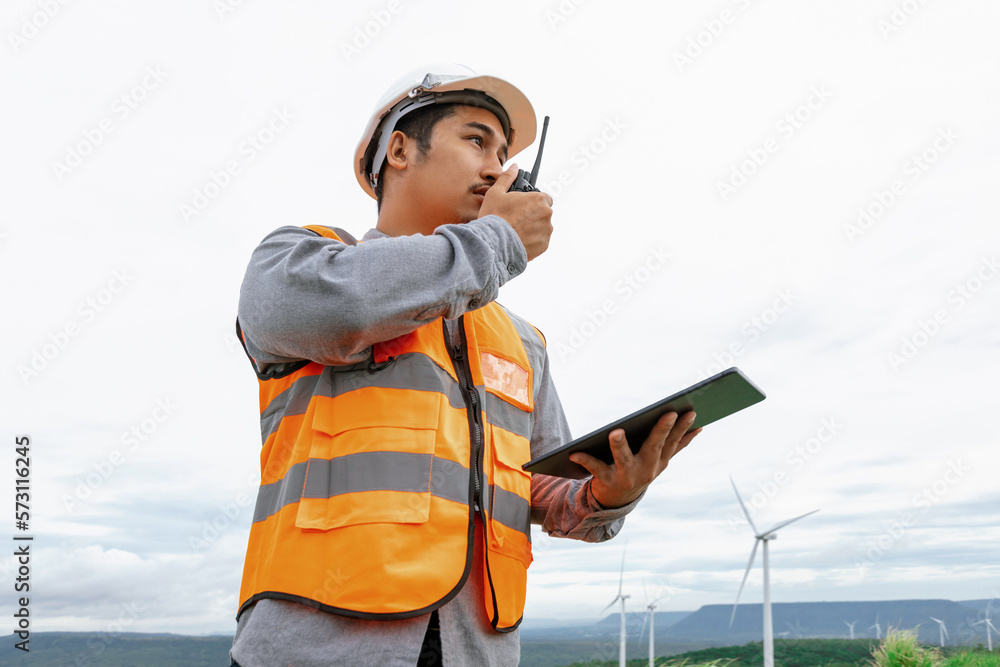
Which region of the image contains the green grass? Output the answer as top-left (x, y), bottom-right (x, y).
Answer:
top-left (868, 630), bottom-right (1000, 667)
top-left (554, 633), bottom-right (1000, 667)
top-left (942, 653), bottom-right (1000, 667)
top-left (869, 630), bottom-right (943, 667)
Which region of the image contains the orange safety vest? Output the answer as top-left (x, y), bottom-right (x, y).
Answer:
top-left (236, 224), bottom-right (546, 632)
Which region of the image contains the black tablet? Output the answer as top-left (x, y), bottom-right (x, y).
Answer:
top-left (522, 367), bottom-right (765, 479)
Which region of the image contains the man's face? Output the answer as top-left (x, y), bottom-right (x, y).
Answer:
top-left (402, 105), bottom-right (509, 228)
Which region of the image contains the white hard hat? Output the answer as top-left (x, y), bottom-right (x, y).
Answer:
top-left (354, 64), bottom-right (537, 199)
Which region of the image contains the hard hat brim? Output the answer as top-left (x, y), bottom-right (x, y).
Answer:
top-left (354, 73), bottom-right (537, 200)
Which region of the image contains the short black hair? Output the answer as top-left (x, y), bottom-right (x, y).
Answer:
top-left (375, 103), bottom-right (459, 211)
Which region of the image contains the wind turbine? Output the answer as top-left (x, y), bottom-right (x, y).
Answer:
top-left (869, 615), bottom-right (882, 640)
top-left (601, 544), bottom-right (629, 667)
top-left (637, 584), bottom-right (663, 667)
top-left (845, 620), bottom-right (858, 639)
top-left (973, 611), bottom-right (997, 651)
top-left (729, 477), bottom-right (820, 667)
top-left (930, 616), bottom-right (949, 647)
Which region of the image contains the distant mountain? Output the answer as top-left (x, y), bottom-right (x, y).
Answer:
top-left (664, 599), bottom-right (994, 645)
top-left (520, 610), bottom-right (693, 641)
top-left (0, 632), bottom-right (232, 666)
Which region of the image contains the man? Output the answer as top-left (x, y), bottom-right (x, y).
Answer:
top-left (230, 65), bottom-right (701, 666)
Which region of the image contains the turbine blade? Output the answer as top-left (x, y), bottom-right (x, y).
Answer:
top-left (730, 476), bottom-right (759, 534)
top-left (729, 539), bottom-right (760, 627)
top-left (987, 619), bottom-right (999, 632)
top-left (602, 596), bottom-right (619, 614)
top-left (638, 613), bottom-right (649, 646)
top-left (930, 616), bottom-right (942, 623)
top-left (761, 509), bottom-right (820, 537)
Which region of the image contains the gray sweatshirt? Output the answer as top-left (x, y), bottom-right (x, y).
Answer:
top-left (231, 216), bottom-right (639, 667)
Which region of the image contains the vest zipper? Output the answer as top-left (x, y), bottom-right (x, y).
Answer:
top-left (446, 317), bottom-right (507, 631)
top-left (447, 316), bottom-right (484, 513)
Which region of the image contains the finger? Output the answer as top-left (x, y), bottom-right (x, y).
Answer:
top-left (678, 427), bottom-right (702, 449)
top-left (660, 422), bottom-right (701, 466)
top-left (636, 412), bottom-right (679, 463)
top-left (568, 451), bottom-right (608, 478)
top-left (606, 428), bottom-right (636, 470)
top-left (655, 411), bottom-right (694, 458)
top-left (493, 163), bottom-right (518, 189)
top-left (667, 411), bottom-right (697, 440)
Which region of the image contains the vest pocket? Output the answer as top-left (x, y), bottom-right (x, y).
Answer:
top-left (486, 427), bottom-right (533, 568)
top-left (295, 391), bottom-right (442, 531)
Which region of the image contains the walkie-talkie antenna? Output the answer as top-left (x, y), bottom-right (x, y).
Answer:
top-left (527, 116), bottom-right (550, 188)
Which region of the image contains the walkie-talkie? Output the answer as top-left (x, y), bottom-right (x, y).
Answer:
top-left (508, 116), bottom-right (550, 193)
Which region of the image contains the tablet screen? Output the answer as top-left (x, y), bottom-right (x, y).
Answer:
top-left (522, 367), bottom-right (765, 479)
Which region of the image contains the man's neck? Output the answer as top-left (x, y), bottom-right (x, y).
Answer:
top-left (375, 198), bottom-right (441, 237)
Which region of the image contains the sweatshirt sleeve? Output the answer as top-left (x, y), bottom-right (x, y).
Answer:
top-left (238, 215), bottom-right (527, 367)
top-left (528, 351), bottom-right (641, 542)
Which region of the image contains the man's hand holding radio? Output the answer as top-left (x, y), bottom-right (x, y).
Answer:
top-left (481, 164), bottom-right (554, 261)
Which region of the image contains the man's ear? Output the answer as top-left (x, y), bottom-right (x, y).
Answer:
top-left (385, 130), bottom-right (412, 171)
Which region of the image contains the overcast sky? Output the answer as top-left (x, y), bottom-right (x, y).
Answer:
top-left (2, 0), bottom-right (998, 642)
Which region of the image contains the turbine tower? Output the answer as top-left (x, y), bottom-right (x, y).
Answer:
top-left (601, 544), bottom-right (630, 667)
top-left (973, 611), bottom-right (997, 651)
top-left (845, 620), bottom-right (857, 639)
top-left (869, 615), bottom-right (882, 640)
top-left (930, 616), bottom-right (949, 647)
top-left (637, 585), bottom-right (663, 667)
top-left (729, 477), bottom-right (820, 667)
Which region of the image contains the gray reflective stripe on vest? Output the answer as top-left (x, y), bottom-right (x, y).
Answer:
top-left (490, 484), bottom-right (532, 541)
top-left (501, 307), bottom-right (547, 402)
top-left (259, 352), bottom-right (467, 444)
top-left (259, 373), bottom-right (322, 444)
top-left (252, 453), bottom-right (470, 524)
top-left (483, 391), bottom-right (531, 439)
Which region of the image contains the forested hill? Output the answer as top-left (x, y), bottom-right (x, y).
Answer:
top-left (0, 632), bottom-right (232, 666)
